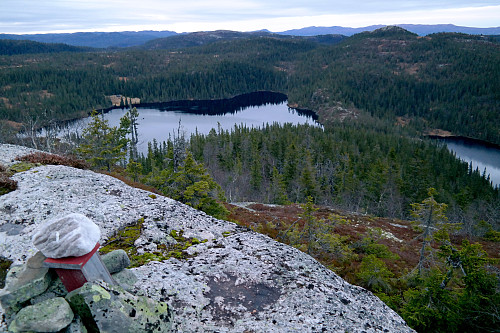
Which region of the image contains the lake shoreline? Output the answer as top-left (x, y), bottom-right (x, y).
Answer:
top-left (96, 91), bottom-right (318, 120)
top-left (64, 93), bottom-right (320, 155)
top-left (426, 134), bottom-right (500, 151)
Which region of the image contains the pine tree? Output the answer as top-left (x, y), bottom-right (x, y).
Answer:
top-left (126, 158), bottom-right (143, 182)
top-left (128, 107), bottom-right (139, 161)
top-left (269, 166), bottom-right (289, 205)
top-left (299, 151), bottom-right (319, 201)
top-left (356, 254), bottom-right (394, 293)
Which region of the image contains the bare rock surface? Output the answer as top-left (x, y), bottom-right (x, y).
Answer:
top-left (0, 162), bottom-right (235, 265)
top-left (132, 232), bottom-right (413, 332)
top-left (0, 144), bottom-right (39, 167)
top-left (0, 144), bottom-right (415, 332)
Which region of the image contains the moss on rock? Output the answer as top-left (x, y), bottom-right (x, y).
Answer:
top-left (8, 162), bottom-right (39, 173)
top-left (100, 219), bottom-right (205, 267)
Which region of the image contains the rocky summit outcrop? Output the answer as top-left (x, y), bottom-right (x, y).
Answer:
top-left (0, 144), bottom-right (415, 332)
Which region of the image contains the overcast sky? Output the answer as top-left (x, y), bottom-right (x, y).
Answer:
top-left (2, 0), bottom-right (499, 34)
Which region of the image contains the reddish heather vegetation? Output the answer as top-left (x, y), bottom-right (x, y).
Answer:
top-left (226, 202), bottom-right (500, 286)
top-left (15, 152), bottom-right (89, 169)
top-left (0, 164), bottom-right (18, 195)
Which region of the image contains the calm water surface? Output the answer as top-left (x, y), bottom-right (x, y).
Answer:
top-left (71, 99), bottom-right (318, 154)
top-left (438, 137), bottom-right (500, 188)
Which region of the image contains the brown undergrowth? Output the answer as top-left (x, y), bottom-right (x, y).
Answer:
top-left (15, 151), bottom-right (89, 169)
top-left (225, 202), bottom-right (500, 287)
top-left (0, 164), bottom-right (17, 195)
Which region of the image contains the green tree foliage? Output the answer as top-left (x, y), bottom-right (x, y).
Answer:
top-left (127, 107), bottom-right (140, 160)
top-left (283, 196), bottom-right (356, 262)
top-left (287, 31), bottom-right (500, 144)
top-left (190, 122), bottom-right (498, 230)
top-left (269, 166), bottom-right (289, 205)
top-left (401, 241), bottom-right (499, 333)
top-left (76, 110), bottom-right (130, 171)
top-left (357, 254), bottom-right (394, 293)
top-left (168, 151), bottom-right (229, 219)
top-left (410, 188), bottom-right (459, 275)
top-left (126, 159), bottom-right (142, 182)
top-left (141, 144), bottom-right (229, 219)
top-left (401, 269), bottom-right (460, 332)
top-left (0, 39), bottom-right (92, 55)
top-left (354, 228), bottom-right (399, 260)
top-left (1, 31), bottom-right (499, 145)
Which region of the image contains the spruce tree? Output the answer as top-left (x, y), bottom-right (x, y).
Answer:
top-left (410, 188), bottom-right (459, 275)
top-left (76, 110), bottom-right (130, 171)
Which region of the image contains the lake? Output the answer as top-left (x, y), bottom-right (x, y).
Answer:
top-left (435, 137), bottom-right (500, 188)
top-left (70, 92), bottom-right (319, 154)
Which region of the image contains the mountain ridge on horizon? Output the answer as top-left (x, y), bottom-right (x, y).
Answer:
top-left (279, 23), bottom-right (500, 36)
top-left (1, 23), bottom-right (499, 48)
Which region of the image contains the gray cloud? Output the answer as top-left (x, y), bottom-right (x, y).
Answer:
top-left (1, 0), bottom-right (499, 34)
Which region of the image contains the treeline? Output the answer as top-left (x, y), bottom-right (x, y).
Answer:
top-left (0, 39), bottom-right (93, 55)
top-left (0, 47), bottom-right (288, 124)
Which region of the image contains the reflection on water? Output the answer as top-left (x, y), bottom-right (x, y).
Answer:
top-left (69, 93), bottom-right (319, 154)
top-left (438, 137), bottom-right (500, 188)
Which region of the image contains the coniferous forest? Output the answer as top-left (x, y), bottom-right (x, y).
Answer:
top-left (1, 26), bottom-right (499, 332)
top-left (1, 27), bottom-right (499, 144)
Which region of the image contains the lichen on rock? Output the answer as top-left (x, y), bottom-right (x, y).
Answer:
top-left (66, 281), bottom-right (172, 333)
top-left (0, 251), bottom-right (52, 312)
top-left (8, 297), bottom-right (74, 333)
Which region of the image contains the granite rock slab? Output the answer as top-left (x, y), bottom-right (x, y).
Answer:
top-left (0, 144), bottom-right (415, 333)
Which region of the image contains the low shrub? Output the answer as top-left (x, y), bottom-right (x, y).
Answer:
top-left (0, 164), bottom-right (17, 195)
top-left (15, 152), bottom-right (89, 169)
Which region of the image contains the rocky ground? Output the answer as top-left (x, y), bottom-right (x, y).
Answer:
top-left (0, 144), bottom-right (415, 332)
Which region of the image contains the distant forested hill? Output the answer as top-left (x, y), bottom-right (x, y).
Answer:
top-left (280, 24), bottom-right (500, 36)
top-left (0, 39), bottom-right (93, 55)
top-left (287, 27), bottom-right (500, 144)
top-left (0, 31), bottom-right (178, 48)
top-left (0, 27), bottom-right (498, 144)
top-left (139, 30), bottom-right (345, 50)
top-left (4, 24), bottom-right (498, 48)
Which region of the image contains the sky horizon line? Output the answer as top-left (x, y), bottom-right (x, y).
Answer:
top-left (3, 23), bottom-right (500, 36)
top-left (2, 1), bottom-right (499, 35)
